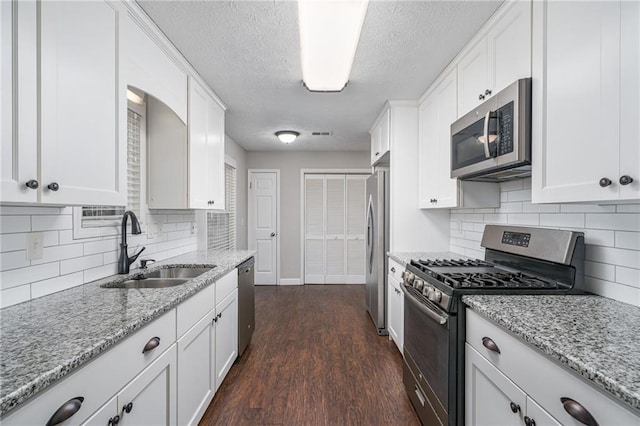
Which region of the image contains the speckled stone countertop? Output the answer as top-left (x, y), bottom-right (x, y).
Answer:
top-left (387, 251), bottom-right (469, 266)
top-left (463, 295), bottom-right (640, 412)
top-left (0, 249), bottom-right (254, 417)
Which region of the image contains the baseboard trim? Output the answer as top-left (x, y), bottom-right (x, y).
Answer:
top-left (279, 278), bottom-right (302, 286)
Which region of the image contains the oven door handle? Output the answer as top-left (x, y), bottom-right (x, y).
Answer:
top-left (401, 285), bottom-right (448, 325)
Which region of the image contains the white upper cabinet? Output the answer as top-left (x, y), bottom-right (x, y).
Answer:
top-left (457, 0), bottom-right (532, 116)
top-left (122, 13), bottom-right (188, 123)
top-left (148, 77), bottom-right (225, 210)
top-left (370, 107), bottom-right (390, 165)
top-left (418, 68), bottom-right (499, 209)
top-left (531, 0), bottom-right (640, 203)
top-left (1, 0), bottom-right (126, 206)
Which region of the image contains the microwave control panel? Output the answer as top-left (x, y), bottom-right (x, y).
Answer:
top-left (498, 101), bottom-right (514, 156)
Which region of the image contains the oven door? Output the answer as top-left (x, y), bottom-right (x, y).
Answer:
top-left (402, 286), bottom-right (454, 425)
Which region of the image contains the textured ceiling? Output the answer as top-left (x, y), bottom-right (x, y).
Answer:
top-left (138, 0), bottom-right (503, 152)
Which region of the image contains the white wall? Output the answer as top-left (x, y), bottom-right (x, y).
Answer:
top-left (246, 150), bottom-right (370, 280)
top-left (450, 178), bottom-right (640, 307)
top-left (225, 135), bottom-right (248, 249)
top-left (0, 206), bottom-right (197, 308)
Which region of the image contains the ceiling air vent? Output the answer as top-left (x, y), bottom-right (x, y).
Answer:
top-left (311, 131), bottom-right (333, 136)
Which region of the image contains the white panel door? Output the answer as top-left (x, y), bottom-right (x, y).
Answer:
top-left (304, 175), bottom-right (325, 284)
top-left (345, 175), bottom-right (366, 283)
top-left (39, 0), bottom-right (126, 206)
top-left (0, 0), bottom-right (38, 203)
top-left (249, 172), bottom-right (278, 284)
top-left (325, 176), bottom-right (345, 284)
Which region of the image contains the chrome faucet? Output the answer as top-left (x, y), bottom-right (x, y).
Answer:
top-left (118, 211), bottom-right (145, 274)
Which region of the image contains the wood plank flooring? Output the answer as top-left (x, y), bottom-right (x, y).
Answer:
top-left (200, 284), bottom-right (420, 425)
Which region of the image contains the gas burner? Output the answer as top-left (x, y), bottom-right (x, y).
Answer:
top-left (440, 272), bottom-right (557, 289)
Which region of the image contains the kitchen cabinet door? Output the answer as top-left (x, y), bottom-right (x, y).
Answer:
top-left (466, 344), bottom-right (526, 426)
top-left (387, 274), bottom-right (399, 349)
top-left (177, 311), bottom-right (215, 426)
top-left (118, 344), bottom-right (177, 426)
top-left (531, 0), bottom-right (639, 203)
top-left (370, 108), bottom-right (390, 165)
top-left (39, 0), bottom-right (126, 206)
top-left (214, 289), bottom-right (238, 391)
top-left (206, 98), bottom-right (226, 210)
top-left (1, 0), bottom-right (38, 203)
top-left (457, 38), bottom-right (489, 116)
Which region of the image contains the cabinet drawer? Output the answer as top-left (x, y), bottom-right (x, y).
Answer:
top-left (177, 284), bottom-right (215, 337)
top-left (1, 309), bottom-right (176, 426)
top-left (388, 257), bottom-right (404, 283)
top-left (466, 309), bottom-right (640, 425)
top-left (215, 268), bottom-right (238, 304)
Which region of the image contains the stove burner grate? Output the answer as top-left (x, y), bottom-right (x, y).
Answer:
top-left (439, 271), bottom-right (557, 289)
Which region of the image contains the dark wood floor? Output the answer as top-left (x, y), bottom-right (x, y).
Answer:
top-left (200, 285), bottom-right (420, 425)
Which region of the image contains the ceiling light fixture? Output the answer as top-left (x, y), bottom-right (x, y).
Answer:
top-left (298, 0), bottom-right (369, 92)
top-left (275, 130), bottom-right (300, 144)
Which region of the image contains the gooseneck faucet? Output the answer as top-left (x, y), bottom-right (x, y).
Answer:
top-left (118, 211), bottom-right (145, 274)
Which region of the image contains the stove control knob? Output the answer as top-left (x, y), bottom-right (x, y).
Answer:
top-left (429, 290), bottom-right (442, 303)
top-left (424, 287), bottom-right (433, 298)
top-left (406, 272), bottom-right (415, 283)
top-left (414, 279), bottom-right (424, 291)
top-left (401, 271), bottom-right (407, 279)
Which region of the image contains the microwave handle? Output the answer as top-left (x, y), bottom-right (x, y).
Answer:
top-left (483, 111), bottom-right (492, 159)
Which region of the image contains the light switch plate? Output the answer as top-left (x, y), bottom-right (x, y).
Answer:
top-left (26, 232), bottom-right (44, 260)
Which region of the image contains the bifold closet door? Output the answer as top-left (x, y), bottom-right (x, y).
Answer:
top-left (304, 174), bottom-right (366, 284)
top-left (304, 175), bottom-right (325, 283)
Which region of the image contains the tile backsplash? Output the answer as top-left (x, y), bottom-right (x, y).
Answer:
top-left (450, 179), bottom-right (640, 307)
top-left (0, 206), bottom-right (197, 308)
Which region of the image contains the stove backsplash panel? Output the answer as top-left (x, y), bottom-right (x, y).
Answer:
top-left (450, 178), bottom-right (640, 306)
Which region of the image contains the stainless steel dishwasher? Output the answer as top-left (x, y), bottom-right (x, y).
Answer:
top-left (237, 257), bottom-right (255, 357)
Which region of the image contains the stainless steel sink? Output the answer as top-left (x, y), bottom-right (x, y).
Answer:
top-left (105, 278), bottom-right (189, 289)
top-left (143, 267), bottom-right (213, 279)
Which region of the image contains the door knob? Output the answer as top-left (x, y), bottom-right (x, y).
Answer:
top-left (270, 232), bottom-right (276, 237)
top-left (619, 175), bottom-right (634, 185)
top-left (47, 182), bottom-right (59, 191)
top-left (599, 178), bottom-right (612, 187)
top-left (25, 179), bottom-right (39, 189)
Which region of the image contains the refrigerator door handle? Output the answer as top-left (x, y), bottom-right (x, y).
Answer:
top-left (367, 197), bottom-right (375, 274)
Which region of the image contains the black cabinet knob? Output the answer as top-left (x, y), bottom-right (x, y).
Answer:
top-left (524, 416), bottom-right (535, 426)
top-left (123, 402), bottom-right (133, 414)
top-left (599, 178), bottom-right (612, 187)
top-left (510, 402), bottom-right (521, 413)
top-left (619, 175), bottom-right (634, 185)
top-left (47, 182), bottom-right (59, 191)
top-left (485, 89), bottom-right (492, 96)
top-left (478, 94), bottom-right (485, 101)
top-left (25, 179), bottom-right (39, 189)
top-left (109, 415), bottom-right (121, 425)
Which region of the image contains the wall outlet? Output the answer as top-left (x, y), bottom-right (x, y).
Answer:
top-left (26, 232), bottom-right (44, 260)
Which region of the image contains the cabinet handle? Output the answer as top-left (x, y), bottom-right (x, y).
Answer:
top-left (599, 177), bottom-right (612, 187)
top-left (510, 402), bottom-right (521, 414)
top-left (25, 179), bottom-right (39, 189)
top-left (391, 267), bottom-right (396, 273)
top-left (560, 397), bottom-right (599, 426)
top-left (217, 313), bottom-right (222, 319)
top-left (142, 336), bottom-right (160, 354)
top-left (482, 336), bottom-right (501, 354)
top-left (485, 89), bottom-right (492, 96)
top-left (619, 175), bottom-right (634, 185)
top-left (109, 415), bottom-right (121, 425)
top-left (524, 416), bottom-right (535, 426)
top-left (46, 397), bottom-right (84, 426)
top-left (478, 94), bottom-right (485, 101)
top-left (122, 402), bottom-right (133, 415)
top-left (47, 182), bottom-right (60, 191)
top-left (375, 152), bottom-right (380, 156)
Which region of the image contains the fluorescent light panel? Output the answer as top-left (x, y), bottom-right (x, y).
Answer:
top-left (298, 0), bottom-right (369, 92)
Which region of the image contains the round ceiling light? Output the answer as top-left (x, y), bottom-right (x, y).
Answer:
top-left (275, 130), bottom-right (300, 144)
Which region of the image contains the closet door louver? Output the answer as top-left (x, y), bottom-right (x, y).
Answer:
top-left (346, 176), bottom-right (366, 283)
top-left (304, 175), bottom-right (325, 283)
top-left (325, 176), bottom-right (346, 283)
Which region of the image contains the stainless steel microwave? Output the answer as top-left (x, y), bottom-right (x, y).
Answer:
top-left (451, 78), bottom-right (532, 182)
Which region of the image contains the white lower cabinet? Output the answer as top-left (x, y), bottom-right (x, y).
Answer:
top-left (214, 289), bottom-right (239, 391)
top-left (177, 311), bottom-right (215, 426)
top-left (387, 258), bottom-right (404, 353)
top-left (466, 309), bottom-right (640, 426)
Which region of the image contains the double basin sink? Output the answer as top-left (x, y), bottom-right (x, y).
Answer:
top-left (102, 267), bottom-right (213, 289)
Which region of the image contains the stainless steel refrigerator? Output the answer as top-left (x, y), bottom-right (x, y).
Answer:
top-left (365, 168), bottom-right (389, 335)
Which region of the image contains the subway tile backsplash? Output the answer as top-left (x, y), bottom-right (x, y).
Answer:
top-left (0, 206), bottom-right (197, 308)
top-left (450, 178), bottom-right (640, 307)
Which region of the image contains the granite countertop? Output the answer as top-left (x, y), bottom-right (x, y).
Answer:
top-left (0, 249), bottom-right (255, 417)
top-left (387, 251), bottom-right (470, 266)
top-left (463, 295), bottom-right (640, 412)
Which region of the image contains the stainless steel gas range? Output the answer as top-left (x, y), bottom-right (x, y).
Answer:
top-left (401, 225), bottom-right (586, 426)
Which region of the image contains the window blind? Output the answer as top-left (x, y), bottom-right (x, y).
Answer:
top-left (207, 162), bottom-right (236, 250)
